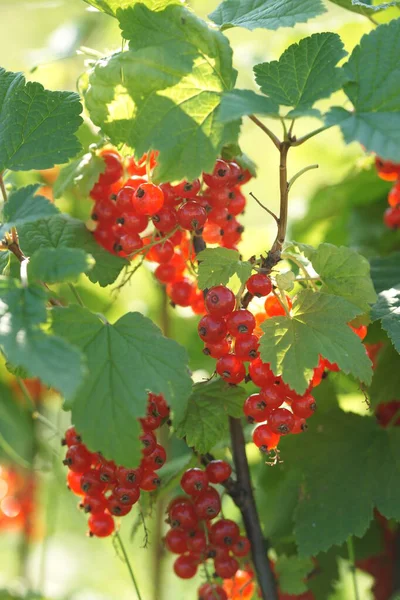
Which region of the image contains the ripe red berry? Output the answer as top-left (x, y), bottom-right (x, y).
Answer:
top-left (243, 394), bottom-right (270, 423)
top-left (147, 240), bottom-right (174, 264)
top-left (226, 310), bottom-right (256, 336)
top-left (375, 157), bottom-right (400, 181)
top-left (194, 487), bottom-right (221, 520)
top-left (173, 555), bottom-right (198, 579)
top-left (80, 494), bottom-right (108, 514)
top-left (216, 354), bottom-right (246, 384)
top-left (98, 150), bottom-right (123, 185)
top-left (97, 460), bottom-right (117, 484)
top-left (62, 426), bottom-right (82, 447)
top-left (264, 295), bottom-right (292, 317)
top-left (268, 408), bottom-right (295, 435)
top-left (210, 519), bottom-right (240, 547)
top-left (132, 183), bottom-right (164, 216)
top-left (173, 179), bottom-right (201, 199)
top-left (142, 444), bottom-right (167, 471)
top-left (198, 315), bottom-right (228, 344)
top-left (248, 358), bottom-right (277, 387)
top-left (259, 384), bottom-right (286, 409)
top-left (384, 206), bottom-right (400, 229)
top-left (107, 495), bottom-right (133, 516)
top-left (88, 512), bottom-right (115, 537)
top-left (119, 211), bottom-right (148, 234)
top-left (234, 334), bottom-right (259, 361)
top-left (247, 273), bottom-right (272, 297)
top-left (155, 263), bottom-right (177, 284)
top-left (203, 338), bottom-right (231, 359)
top-left (177, 201), bottom-right (207, 231)
top-left (214, 555), bottom-right (239, 578)
top-left (232, 536), bottom-right (251, 557)
top-left (388, 182), bottom-right (400, 207)
top-left (113, 485), bottom-right (140, 505)
top-left (205, 286), bottom-right (236, 318)
top-left (187, 529), bottom-right (207, 553)
top-left (63, 444), bottom-right (93, 473)
top-left (140, 431), bottom-right (157, 456)
top-left (67, 470), bottom-right (84, 496)
top-left (165, 528), bottom-right (188, 554)
top-left (291, 394), bottom-right (317, 419)
top-left (292, 415), bottom-right (308, 434)
top-left (140, 470), bottom-right (161, 491)
top-left (149, 393), bottom-right (170, 419)
top-left (116, 466), bottom-right (143, 488)
top-left (80, 471), bottom-right (106, 495)
top-left (206, 460), bottom-right (232, 484)
top-left (198, 583), bottom-right (228, 600)
top-left (152, 207), bottom-right (177, 232)
top-left (140, 413), bottom-right (162, 431)
top-left (117, 232), bottom-right (143, 255)
top-left (169, 279), bottom-right (195, 307)
top-left (115, 186), bottom-right (135, 211)
top-left (181, 468), bottom-right (209, 496)
top-left (252, 424), bottom-right (280, 451)
top-left (203, 159), bottom-right (232, 188)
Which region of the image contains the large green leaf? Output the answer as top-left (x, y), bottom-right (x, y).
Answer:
top-left (275, 555), bottom-right (314, 595)
top-left (209, 0), bottom-right (326, 31)
top-left (175, 379), bottom-right (246, 453)
top-left (371, 286), bottom-right (400, 353)
top-left (83, 0), bottom-right (178, 17)
top-left (0, 185), bottom-right (59, 239)
top-left (326, 20), bottom-right (400, 161)
top-left (328, 0), bottom-right (398, 13)
top-left (218, 89), bottom-right (279, 122)
top-left (254, 33), bottom-right (346, 116)
top-left (52, 306), bottom-right (192, 466)
top-left (196, 248), bottom-right (252, 289)
top-left (0, 382), bottom-right (34, 467)
top-left (28, 248), bottom-right (94, 284)
top-left (0, 278), bottom-right (85, 400)
top-left (370, 253), bottom-right (400, 294)
top-left (18, 215), bottom-right (127, 287)
top-left (369, 343), bottom-right (400, 408)
top-left (0, 68), bottom-right (82, 171)
top-left (259, 290), bottom-right (373, 394)
top-left (84, 4), bottom-right (238, 183)
top-left (53, 152), bottom-right (105, 199)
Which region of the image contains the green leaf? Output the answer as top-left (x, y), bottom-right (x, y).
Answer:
top-left (370, 253), bottom-right (400, 294)
top-left (259, 290), bottom-right (372, 394)
top-left (209, 0), bottom-right (326, 31)
top-left (18, 215), bottom-right (127, 287)
top-left (0, 382), bottom-right (34, 467)
top-left (0, 185), bottom-right (59, 239)
top-left (327, 0), bottom-right (387, 13)
top-left (326, 20), bottom-right (400, 162)
top-left (254, 33), bottom-right (347, 116)
top-left (175, 379), bottom-right (246, 454)
top-left (371, 286), bottom-right (400, 353)
top-left (369, 343), bottom-right (400, 408)
top-left (52, 306), bottom-right (192, 466)
top-left (196, 248), bottom-right (252, 289)
top-left (218, 89), bottom-right (278, 122)
top-left (275, 555), bottom-right (314, 595)
top-left (295, 242), bottom-right (377, 312)
top-left (83, 0), bottom-right (178, 17)
top-left (53, 152), bottom-right (105, 199)
top-left (28, 248), bottom-right (94, 284)
top-left (0, 278), bottom-right (85, 400)
top-left (84, 4), bottom-right (238, 183)
top-left (0, 68), bottom-right (82, 171)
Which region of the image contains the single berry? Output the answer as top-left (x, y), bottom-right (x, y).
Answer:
top-left (116, 466), bottom-right (143, 488)
top-left (226, 310), bottom-right (256, 337)
top-left (173, 555), bottom-right (198, 579)
top-left (113, 485), bottom-right (140, 506)
top-left (88, 512), bottom-right (115, 537)
top-left (193, 487), bottom-right (221, 520)
top-left (232, 536), bottom-right (251, 557)
top-left (205, 286), bottom-right (235, 318)
top-left (214, 555), bottom-right (239, 579)
top-left (173, 179), bottom-right (201, 199)
top-left (198, 583), bottom-right (228, 600)
top-left (259, 384), bottom-right (286, 410)
top-left (203, 159), bottom-right (232, 189)
top-left (80, 494), bottom-right (108, 515)
top-left (234, 334), bottom-right (259, 361)
top-left (169, 280), bottom-right (195, 307)
top-left (252, 424), bottom-right (280, 452)
top-left (181, 468), bottom-right (209, 496)
top-left (198, 315), bottom-right (228, 344)
top-left (264, 295), bottom-right (292, 317)
top-left (107, 495), bottom-right (133, 516)
top-left (165, 528), bottom-right (188, 554)
top-left (132, 183), bottom-right (164, 216)
top-left (203, 338), bottom-right (231, 359)
top-left (216, 354), bottom-right (246, 384)
top-left (248, 358), bottom-right (277, 387)
top-left (140, 470), bottom-right (161, 491)
top-left (177, 201), bottom-right (207, 231)
top-left (268, 408), bottom-right (295, 435)
top-left (206, 460), bottom-right (232, 484)
top-left (67, 470), bottom-right (84, 496)
top-left (142, 444), bottom-right (167, 470)
top-left (246, 273), bottom-right (272, 297)
top-left (98, 149), bottom-right (123, 186)
top-left (243, 394), bottom-right (271, 423)
top-left (63, 444), bottom-right (93, 473)
top-left (210, 519), bottom-right (240, 547)
top-left (62, 426), bottom-right (82, 447)
top-left (140, 431), bottom-right (157, 456)
top-left (80, 471), bottom-right (106, 495)
top-left (291, 394), bottom-right (317, 419)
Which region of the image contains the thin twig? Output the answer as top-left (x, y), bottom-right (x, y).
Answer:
top-left (291, 125), bottom-right (332, 146)
top-left (249, 115), bottom-right (281, 150)
top-left (0, 173), bottom-right (7, 202)
top-left (288, 164), bottom-right (319, 192)
top-left (68, 283), bottom-right (85, 308)
top-left (347, 537), bottom-right (360, 600)
top-left (249, 192), bottom-right (279, 224)
top-left (114, 531), bottom-right (143, 600)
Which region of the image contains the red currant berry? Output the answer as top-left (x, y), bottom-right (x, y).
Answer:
top-left (187, 529), bottom-right (207, 553)
top-left (259, 384), bottom-right (286, 410)
top-left (292, 415), bottom-right (308, 434)
top-left (181, 468), bottom-right (209, 496)
top-left (107, 495), bottom-right (133, 516)
top-left (205, 286), bottom-right (236, 318)
top-left (80, 471), bottom-right (106, 495)
top-left (140, 470), bottom-right (161, 491)
top-left (119, 211), bottom-right (148, 234)
top-left (234, 334), bottom-right (259, 361)
top-left (149, 393), bottom-right (170, 419)
top-left (155, 263), bottom-right (177, 284)
top-left (113, 485), bottom-right (140, 505)
top-left (80, 494), bottom-right (108, 514)
top-left (147, 239), bottom-right (174, 264)
top-left (210, 519), bottom-right (240, 547)
top-left (198, 315), bottom-right (228, 344)
top-left (88, 512), bottom-right (115, 537)
top-left (173, 179), bottom-right (201, 199)
top-left (214, 555), bottom-right (239, 578)
top-left (206, 460), bottom-right (232, 484)
top-left (216, 355), bottom-right (246, 384)
top-left (268, 408), bottom-right (295, 435)
top-left (63, 444), bottom-right (93, 473)
top-left (115, 186), bottom-right (135, 211)
top-left (116, 232), bottom-right (143, 255)
top-left (142, 444), bottom-right (167, 470)
top-left (198, 583), bottom-right (228, 600)
top-left (177, 201), bottom-right (207, 231)
top-left (232, 536), bottom-right (251, 557)
top-left (140, 413), bottom-right (162, 431)
top-left (226, 310), bottom-right (256, 336)
top-left (384, 206), bottom-right (400, 229)
top-left (264, 295), bottom-right (292, 317)
top-left (62, 426), bottom-right (82, 447)
top-left (194, 488), bottom-right (221, 520)
top-left (375, 157), bottom-right (400, 181)
top-left (98, 149), bottom-right (123, 186)
top-left (291, 394), bottom-right (316, 419)
top-left (152, 207), bottom-right (177, 232)
top-left (203, 159), bottom-right (232, 189)
top-left (252, 424), bottom-right (280, 452)
top-left (165, 528), bottom-right (188, 554)
top-left (67, 470), bottom-right (84, 496)
top-left (243, 394), bottom-right (270, 423)
top-left (173, 555), bottom-right (198, 579)
top-left (140, 431), bottom-right (157, 456)
top-left (248, 358), bottom-right (277, 387)
top-left (116, 466), bottom-right (143, 488)
top-left (97, 460), bottom-right (117, 484)
top-left (388, 181), bottom-right (400, 207)
top-left (227, 188), bottom-right (246, 215)
top-left (169, 279), bottom-right (195, 307)
top-left (132, 183), bottom-right (164, 216)
top-left (247, 273), bottom-right (272, 297)
top-left (203, 338), bottom-right (231, 359)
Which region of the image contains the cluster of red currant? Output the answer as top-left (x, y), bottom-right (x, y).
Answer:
top-left (375, 157), bottom-right (400, 229)
top-left (164, 461), bottom-right (251, 598)
top-left (198, 282), bottom-right (368, 454)
top-left (88, 149), bottom-right (250, 312)
top-left (63, 392), bottom-right (169, 537)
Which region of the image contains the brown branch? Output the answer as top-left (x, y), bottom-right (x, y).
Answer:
top-left (249, 115), bottom-right (281, 150)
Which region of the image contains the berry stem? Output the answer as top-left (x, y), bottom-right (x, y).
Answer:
top-left (287, 164), bottom-right (319, 192)
top-left (249, 115), bottom-right (281, 150)
top-left (115, 530), bottom-right (143, 600)
top-left (290, 124), bottom-right (332, 146)
top-left (347, 536), bottom-right (360, 600)
top-left (0, 172), bottom-right (8, 202)
top-left (249, 192), bottom-right (279, 225)
top-left (68, 283), bottom-right (85, 308)
top-left (270, 141), bottom-right (290, 257)
top-left (229, 417), bottom-right (278, 600)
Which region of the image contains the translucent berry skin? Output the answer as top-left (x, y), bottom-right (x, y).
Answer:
top-left (173, 179), bottom-right (201, 199)
top-left (155, 264), bottom-right (177, 284)
top-left (177, 201), bottom-right (207, 231)
top-left (118, 233), bottom-right (143, 255)
top-left (388, 182), bottom-right (400, 207)
top-left (384, 206), bottom-right (400, 229)
top-left (181, 468), bottom-right (209, 496)
top-left (226, 310), bottom-right (256, 337)
top-left (107, 496), bottom-right (132, 516)
top-left (247, 273), bottom-right (272, 297)
top-left (116, 466), bottom-right (143, 488)
top-left (140, 471), bottom-right (161, 491)
top-left (243, 394), bottom-right (270, 423)
top-left (147, 240), bottom-right (174, 264)
top-left (252, 424), bottom-right (280, 451)
top-left (98, 150), bottom-right (123, 186)
top-left (375, 157), bottom-right (400, 181)
top-left (198, 315), bottom-right (228, 344)
top-left (214, 555), bottom-right (239, 579)
top-left (268, 407), bottom-right (295, 435)
top-left (169, 501), bottom-right (198, 530)
top-left (132, 183), bottom-right (164, 216)
top-left (194, 487), bottom-right (221, 520)
top-left (234, 334), bottom-right (259, 361)
top-left (248, 358), bottom-right (277, 387)
top-left (80, 494), bottom-right (108, 515)
top-left (206, 460), bottom-right (232, 484)
top-left (259, 384), bottom-right (286, 410)
top-left (152, 207), bottom-right (177, 232)
top-left (169, 280), bottom-right (194, 307)
top-left (205, 286), bottom-right (236, 318)
top-left (198, 583), bottom-right (228, 600)
top-left (142, 444), bottom-right (167, 471)
top-left (227, 188), bottom-right (246, 216)
top-left (292, 416), bottom-right (308, 434)
top-left (165, 528), bottom-right (188, 554)
top-left (67, 470), bottom-right (84, 496)
top-left (291, 394), bottom-right (317, 419)
top-left (216, 354), bottom-right (246, 384)
top-left (62, 426), bottom-right (82, 447)
top-left (113, 485), bottom-right (140, 505)
top-left (63, 444), bottom-right (93, 473)
top-left (210, 519), bottom-right (240, 547)
top-left (140, 431), bottom-right (157, 456)
top-left (186, 529), bottom-right (207, 553)
top-left (203, 159), bottom-right (232, 189)
top-left (173, 555), bottom-right (198, 579)
top-left (88, 512), bottom-right (115, 537)
top-left (232, 536), bottom-right (251, 557)
top-left (80, 471), bottom-right (107, 495)
top-left (265, 295), bottom-right (292, 317)
top-left (115, 186), bottom-right (135, 211)
top-left (203, 338), bottom-right (231, 359)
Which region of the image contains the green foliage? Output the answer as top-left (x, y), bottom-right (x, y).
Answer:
top-left (254, 33), bottom-right (346, 117)
top-left (196, 248), bottom-right (252, 289)
top-left (328, 0), bottom-right (398, 12)
top-left (0, 278), bottom-right (85, 400)
top-left (218, 90), bottom-right (278, 122)
top-left (326, 20), bottom-right (400, 161)
top-left (84, 3), bottom-right (238, 183)
top-left (0, 185), bottom-right (58, 239)
top-left (260, 290), bottom-right (372, 394)
top-left (369, 343), bottom-right (400, 408)
top-left (209, 0), bottom-right (326, 31)
top-left (275, 555), bottom-right (314, 594)
top-left (0, 382), bottom-right (34, 467)
top-left (175, 379), bottom-right (246, 453)
top-left (53, 152), bottom-right (105, 199)
top-left (83, 0), bottom-right (178, 17)
top-left (0, 68), bottom-right (82, 171)
top-left (370, 252), bottom-right (400, 294)
top-left (18, 215), bottom-right (127, 287)
top-left (28, 248), bottom-right (94, 284)
top-left (372, 286), bottom-right (400, 352)
top-left (52, 306), bottom-right (192, 466)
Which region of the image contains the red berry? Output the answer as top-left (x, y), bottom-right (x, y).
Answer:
top-left (119, 211), bottom-right (148, 234)
top-left (155, 263), bottom-right (177, 284)
top-left (198, 583), bottom-right (228, 600)
top-left (198, 314), bottom-right (228, 344)
top-left (384, 206), bottom-right (400, 229)
top-left (248, 358), bottom-right (277, 387)
top-left (243, 394), bottom-right (270, 423)
top-left (210, 519), bottom-right (240, 547)
top-left (208, 206), bottom-right (230, 226)
top-left (147, 239), bottom-right (174, 264)
top-left (169, 279), bottom-right (195, 307)
top-left (181, 468), bottom-right (209, 496)
top-left (187, 529), bottom-right (207, 553)
top-left (375, 157), bottom-right (400, 181)
top-left (232, 536), bottom-right (251, 557)
top-left (226, 310), bottom-right (256, 336)
top-left (117, 232), bottom-right (143, 255)
top-left (92, 199), bottom-right (118, 223)
top-left (203, 159), bottom-right (232, 189)
top-left (247, 273), bottom-right (272, 297)
top-left (116, 466), bottom-right (143, 488)
top-left (205, 286), bottom-right (236, 318)
top-left (292, 415), bottom-right (308, 434)
top-left (264, 295), bottom-right (292, 317)
top-left (234, 334), bottom-right (259, 361)
top-left (132, 183), bottom-right (164, 216)
top-left (67, 470), bottom-right (84, 496)
top-left (98, 150), bottom-right (123, 186)
top-left (88, 512), bottom-right (115, 537)
top-left (203, 338), bottom-right (231, 359)
top-left (268, 408), bottom-right (295, 435)
top-left (350, 324), bottom-right (368, 340)
top-left (107, 495), bottom-right (133, 516)
top-left (80, 494), bottom-right (108, 514)
top-left (177, 201), bottom-right (207, 231)
top-left (142, 444), bottom-right (167, 470)
top-left (194, 488), bottom-right (221, 520)
top-left (165, 528), bottom-right (188, 554)
top-left (214, 555), bottom-right (239, 578)
top-left (140, 413), bottom-right (162, 431)
top-left (115, 186), bottom-right (135, 211)
top-left (140, 431), bottom-right (157, 456)
top-left (97, 460), bottom-right (117, 484)
top-left (252, 424), bottom-right (280, 451)
top-left (216, 354), bottom-right (246, 384)
top-left (388, 181), bottom-right (400, 207)
top-left (206, 460), bottom-right (232, 484)
top-left (140, 470), bottom-right (161, 491)
top-left (173, 555), bottom-right (198, 579)
top-left (227, 188), bottom-right (246, 215)
top-left (173, 179), bottom-right (201, 199)
top-left (152, 207), bottom-right (177, 232)
top-left (113, 485), bottom-right (140, 505)
top-left (62, 426), bottom-right (82, 447)
top-left (149, 393), bottom-right (170, 419)
top-left (63, 444), bottom-right (93, 473)
top-left (291, 394), bottom-right (316, 419)
top-left (259, 384), bottom-right (286, 410)
top-left (80, 471), bottom-right (107, 495)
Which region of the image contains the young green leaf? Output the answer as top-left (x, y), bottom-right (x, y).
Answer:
top-left (84, 4), bottom-right (238, 183)
top-left (370, 253), bottom-right (400, 294)
top-left (0, 382), bottom-right (34, 468)
top-left (53, 152), bottom-right (105, 199)
top-left (0, 185), bottom-right (59, 239)
top-left (0, 278), bottom-right (85, 400)
top-left (196, 248), bottom-right (253, 289)
top-left (28, 248), bottom-right (94, 284)
top-left (209, 0), bottom-right (326, 31)
top-left (0, 68), bottom-right (82, 171)
top-left (52, 306), bottom-right (192, 466)
top-left (83, 0), bottom-right (178, 17)
top-left (259, 290), bottom-right (372, 394)
top-left (18, 215), bottom-right (127, 287)
top-left (369, 343), bottom-right (400, 409)
top-left (371, 286), bottom-right (400, 353)
top-left (275, 555), bottom-right (314, 595)
top-left (328, 0), bottom-right (395, 12)
top-left (175, 379), bottom-right (246, 454)
top-left (326, 20), bottom-right (400, 161)
top-left (218, 89), bottom-right (279, 122)
top-left (254, 33), bottom-right (347, 117)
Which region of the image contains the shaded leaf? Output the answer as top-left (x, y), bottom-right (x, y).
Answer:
top-left (197, 248), bottom-right (252, 289)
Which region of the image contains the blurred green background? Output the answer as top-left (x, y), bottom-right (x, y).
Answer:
top-left (0, 1), bottom-right (392, 598)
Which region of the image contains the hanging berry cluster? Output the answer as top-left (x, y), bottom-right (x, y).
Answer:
top-left (63, 393), bottom-right (169, 537)
top-left (88, 149), bottom-right (250, 312)
top-left (375, 157), bottom-right (400, 229)
top-left (164, 461), bottom-right (251, 598)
